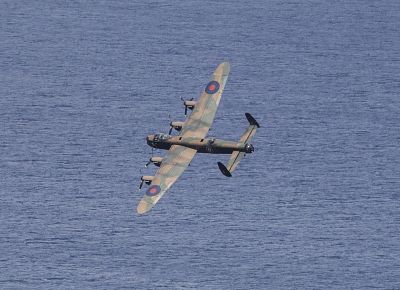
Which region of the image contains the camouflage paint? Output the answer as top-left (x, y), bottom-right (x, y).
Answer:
top-left (137, 62), bottom-right (236, 214)
top-left (180, 62), bottom-right (230, 139)
top-left (137, 145), bottom-right (196, 214)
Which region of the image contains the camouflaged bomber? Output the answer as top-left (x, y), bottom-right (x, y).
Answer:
top-left (137, 62), bottom-right (260, 214)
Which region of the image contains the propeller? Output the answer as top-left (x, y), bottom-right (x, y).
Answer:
top-left (146, 147), bottom-right (154, 167)
top-left (181, 97), bottom-right (195, 116)
top-left (141, 144), bottom-right (153, 173)
top-left (168, 113), bottom-right (173, 135)
top-left (138, 175), bottom-right (154, 190)
top-left (145, 159), bottom-right (151, 167)
top-left (145, 156), bottom-right (163, 168)
top-left (138, 167), bottom-right (144, 190)
top-left (139, 179), bottom-right (144, 190)
top-left (168, 121), bottom-right (184, 135)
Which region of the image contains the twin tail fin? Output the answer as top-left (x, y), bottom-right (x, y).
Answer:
top-left (218, 113), bottom-right (260, 177)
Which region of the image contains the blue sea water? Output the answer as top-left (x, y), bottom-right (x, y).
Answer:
top-left (1, 0), bottom-right (400, 289)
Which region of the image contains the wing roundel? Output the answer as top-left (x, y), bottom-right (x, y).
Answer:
top-left (137, 145), bottom-right (197, 214)
top-left (205, 80), bottom-right (220, 94)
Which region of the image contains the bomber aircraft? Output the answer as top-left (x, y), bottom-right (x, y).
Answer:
top-left (137, 62), bottom-right (260, 214)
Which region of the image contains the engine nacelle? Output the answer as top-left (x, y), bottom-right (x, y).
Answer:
top-left (148, 156), bottom-right (163, 167)
top-left (139, 175), bottom-right (154, 189)
top-left (170, 121), bottom-right (184, 132)
top-left (141, 175), bottom-right (154, 184)
top-left (183, 100), bottom-right (197, 116)
top-left (184, 100), bottom-right (196, 110)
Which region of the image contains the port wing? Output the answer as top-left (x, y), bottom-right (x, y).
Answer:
top-left (137, 145), bottom-right (197, 214)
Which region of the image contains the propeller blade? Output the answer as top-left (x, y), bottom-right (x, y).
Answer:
top-left (181, 97), bottom-right (191, 116)
top-left (169, 126), bottom-right (173, 135)
top-left (145, 160), bottom-right (151, 167)
top-left (139, 179), bottom-right (144, 190)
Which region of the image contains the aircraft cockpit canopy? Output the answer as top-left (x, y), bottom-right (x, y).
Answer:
top-left (154, 133), bottom-right (171, 142)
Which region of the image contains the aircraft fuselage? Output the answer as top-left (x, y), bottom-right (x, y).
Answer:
top-left (146, 134), bottom-right (254, 154)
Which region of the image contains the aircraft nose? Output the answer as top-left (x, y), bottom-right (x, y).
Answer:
top-left (146, 135), bottom-right (155, 146)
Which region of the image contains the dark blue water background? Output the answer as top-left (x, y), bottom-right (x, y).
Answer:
top-left (1, 1), bottom-right (399, 288)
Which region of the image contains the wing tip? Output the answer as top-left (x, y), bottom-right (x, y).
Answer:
top-left (137, 199), bottom-right (153, 215)
top-left (220, 61), bottom-right (230, 67)
top-left (215, 62), bottom-right (230, 75)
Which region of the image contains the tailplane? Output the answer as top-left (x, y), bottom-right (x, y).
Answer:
top-left (218, 113), bottom-right (260, 177)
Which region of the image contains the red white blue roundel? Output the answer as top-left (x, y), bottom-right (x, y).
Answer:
top-left (146, 185), bottom-right (161, 196)
top-left (205, 80), bottom-right (220, 94)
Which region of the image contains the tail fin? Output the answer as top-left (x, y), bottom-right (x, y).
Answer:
top-left (240, 113), bottom-right (260, 143)
top-left (218, 162), bottom-right (232, 177)
top-left (218, 113), bottom-right (260, 177)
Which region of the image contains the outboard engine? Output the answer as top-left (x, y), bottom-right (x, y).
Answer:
top-left (181, 98), bottom-right (197, 116)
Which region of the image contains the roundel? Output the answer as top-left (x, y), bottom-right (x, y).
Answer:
top-left (146, 185), bottom-right (161, 196)
top-left (205, 80), bottom-right (220, 94)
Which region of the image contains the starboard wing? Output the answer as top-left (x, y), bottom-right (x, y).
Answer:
top-left (180, 62), bottom-right (230, 139)
top-left (137, 145), bottom-right (197, 214)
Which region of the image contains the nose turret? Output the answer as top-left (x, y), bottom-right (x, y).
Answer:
top-left (146, 134), bottom-right (155, 145)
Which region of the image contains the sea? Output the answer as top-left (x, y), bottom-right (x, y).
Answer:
top-left (1, 0), bottom-right (399, 289)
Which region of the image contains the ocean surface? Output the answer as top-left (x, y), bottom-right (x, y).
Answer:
top-left (1, 0), bottom-right (400, 289)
